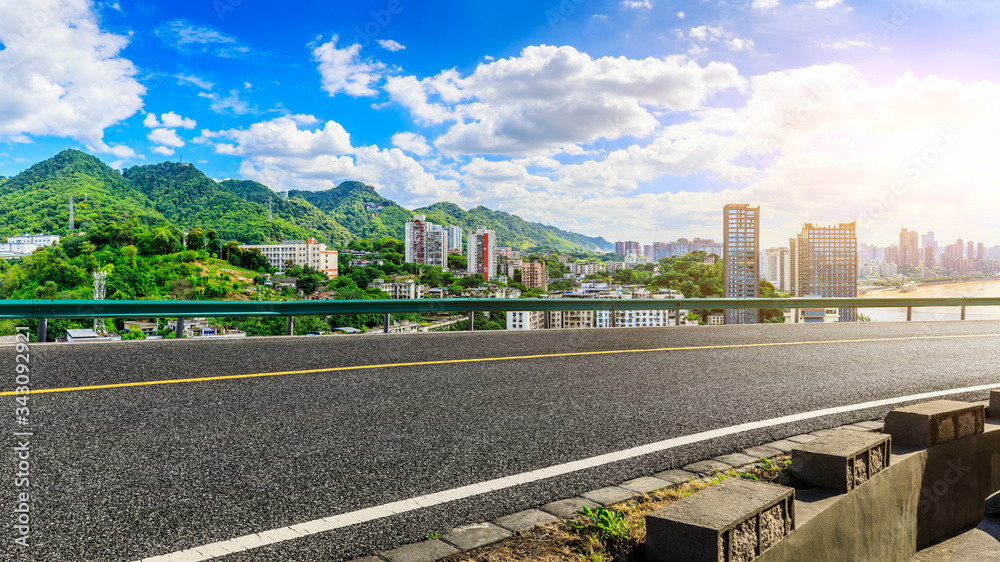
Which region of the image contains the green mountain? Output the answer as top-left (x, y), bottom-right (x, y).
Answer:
top-left (288, 181), bottom-right (413, 240)
top-left (415, 202), bottom-right (612, 252)
top-left (0, 151), bottom-right (611, 252)
top-left (0, 150), bottom-right (166, 236)
top-left (122, 162), bottom-right (351, 244)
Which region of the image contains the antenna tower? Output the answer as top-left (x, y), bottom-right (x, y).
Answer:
top-left (93, 270), bottom-right (107, 333)
top-left (69, 196), bottom-right (75, 231)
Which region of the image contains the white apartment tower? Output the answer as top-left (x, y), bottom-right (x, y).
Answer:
top-left (467, 226), bottom-right (497, 281)
top-left (723, 204), bottom-right (760, 324)
top-left (764, 247), bottom-right (791, 292)
top-left (405, 215), bottom-right (449, 270)
top-left (445, 225), bottom-right (463, 253)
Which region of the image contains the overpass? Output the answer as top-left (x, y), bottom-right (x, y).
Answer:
top-left (3, 314), bottom-right (1000, 560)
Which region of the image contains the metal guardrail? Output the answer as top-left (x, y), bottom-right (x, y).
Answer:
top-left (3, 296), bottom-right (997, 340)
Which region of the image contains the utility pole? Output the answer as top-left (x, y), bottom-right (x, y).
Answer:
top-left (93, 270), bottom-right (107, 334)
top-left (69, 196), bottom-right (75, 231)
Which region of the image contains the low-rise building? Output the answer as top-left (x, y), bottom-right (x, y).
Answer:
top-left (369, 279), bottom-right (423, 299)
top-left (240, 238), bottom-right (338, 278)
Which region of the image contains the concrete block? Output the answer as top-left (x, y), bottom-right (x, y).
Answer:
top-left (853, 420), bottom-right (885, 431)
top-left (441, 522), bottom-right (511, 551)
top-left (884, 400), bottom-right (985, 448)
top-left (791, 429), bottom-right (891, 492)
top-left (493, 509), bottom-right (559, 532)
top-left (743, 446), bottom-right (782, 459)
top-left (348, 558), bottom-right (383, 562)
top-left (785, 434), bottom-right (818, 444)
top-left (764, 440), bottom-right (798, 454)
top-left (835, 424), bottom-right (872, 433)
top-left (620, 476), bottom-right (670, 493)
top-left (714, 453), bottom-right (759, 469)
top-left (810, 429), bottom-right (835, 437)
top-left (581, 486), bottom-right (639, 506)
top-left (646, 479), bottom-right (794, 562)
top-left (989, 390), bottom-right (1000, 418)
top-left (380, 539), bottom-right (459, 562)
top-left (540, 497), bottom-right (600, 518)
top-left (684, 460), bottom-right (733, 475)
top-left (654, 469), bottom-right (698, 485)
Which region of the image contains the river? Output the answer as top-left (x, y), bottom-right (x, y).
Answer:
top-left (858, 280), bottom-right (1000, 322)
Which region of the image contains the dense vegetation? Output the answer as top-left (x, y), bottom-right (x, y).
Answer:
top-left (289, 181), bottom-right (414, 241)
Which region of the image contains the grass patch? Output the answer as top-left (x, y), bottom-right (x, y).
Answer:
top-left (444, 457), bottom-right (796, 562)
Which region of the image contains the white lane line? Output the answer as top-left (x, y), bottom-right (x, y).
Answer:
top-left (139, 382), bottom-right (1000, 561)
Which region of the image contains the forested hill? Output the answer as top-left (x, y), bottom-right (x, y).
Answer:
top-left (0, 151), bottom-right (612, 251)
top-left (289, 181), bottom-right (413, 241)
top-left (122, 163), bottom-right (354, 244)
top-left (415, 202), bottom-right (613, 252)
top-left (0, 150), bottom-right (166, 236)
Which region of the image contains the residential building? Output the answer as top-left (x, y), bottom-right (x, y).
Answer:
top-left (921, 231), bottom-right (935, 249)
top-left (522, 258), bottom-right (548, 289)
top-left (899, 229), bottom-right (919, 267)
top-left (924, 246), bottom-right (935, 268)
top-left (723, 204), bottom-right (760, 324)
top-left (764, 247), bottom-right (791, 292)
top-left (467, 226), bottom-right (497, 280)
top-left (570, 261), bottom-right (602, 276)
top-left (368, 279), bottom-right (423, 299)
top-left (790, 222), bottom-right (858, 322)
top-left (404, 215), bottom-right (449, 270)
top-left (615, 240), bottom-right (640, 256)
top-left (445, 225), bottom-right (463, 253)
top-left (783, 306), bottom-right (841, 324)
top-left (239, 238), bottom-right (338, 278)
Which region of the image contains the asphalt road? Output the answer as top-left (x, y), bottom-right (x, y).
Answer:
top-left (3, 320), bottom-right (1000, 561)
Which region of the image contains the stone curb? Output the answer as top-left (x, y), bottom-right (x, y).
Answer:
top-left (350, 425), bottom-right (882, 562)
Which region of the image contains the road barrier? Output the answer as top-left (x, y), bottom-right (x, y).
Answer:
top-left (2, 296), bottom-right (998, 340)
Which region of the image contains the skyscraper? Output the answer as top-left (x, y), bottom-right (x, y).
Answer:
top-left (790, 222), bottom-right (858, 322)
top-left (921, 231), bottom-right (935, 249)
top-left (467, 226), bottom-right (497, 281)
top-left (445, 225), bottom-right (463, 253)
top-left (723, 204), bottom-right (760, 324)
top-left (900, 229), bottom-right (919, 267)
top-left (764, 247), bottom-right (791, 292)
top-left (924, 245), bottom-right (935, 268)
top-left (615, 240), bottom-right (640, 256)
top-left (404, 215), bottom-right (449, 270)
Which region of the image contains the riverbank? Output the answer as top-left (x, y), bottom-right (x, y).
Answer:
top-left (859, 279), bottom-right (1000, 321)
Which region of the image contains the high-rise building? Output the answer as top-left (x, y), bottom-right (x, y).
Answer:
top-left (968, 241), bottom-right (976, 262)
top-left (723, 204), bottom-right (760, 324)
top-left (615, 240), bottom-right (640, 256)
top-left (957, 239), bottom-right (964, 259)
top-left (978, 242), bottom-right (985, 262)
top-left (404, 215), bottom-right (449, 270)
top-left (445, 226), bottom-right (463, 253)
top-left (467, 226), bottom-right (497, 281)
top-left (899, 229), bottom-right (919, 267)
top-left (764, 247), bottom-right (791, 292)
top-left (924, 246), bottom-right (935, 268)
top-left (885, 245), bottom-right (900, 265)
top-left (643, 244), bottom-right (654, 260)
top-left (921, 231), bottom-right (935, 249)
top-left (790, 222), bottom-right (858, 322)
top-left (522, 258), bottom-right (548, 289)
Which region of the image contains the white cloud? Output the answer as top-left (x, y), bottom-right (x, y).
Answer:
top-left (622, 0), bottom-right (652, 8)
top-left (376, 39), bottom-right (406, 52)
top-left (677, 11), bottom-right (685, 19)
top-left (388, 45), bottom-right (744, 157)
top-left (148, 128), bottom-right (185, 148)
top-left (208, 115), bottom-right (460, 204)
top-left (176, 74), bottom-right (215, 90)
top-left (199, 90), bottom-right (254, 115)
top-left (814, 0), bottom-right (842, 8)
top-left (151, 145), bottom-right (175, 156)
top-left (0, 0), bottom-right (144, 148)
top-left (155, 20), bottom-right (249, 58)
top-left (726, 37), bottom-right (755, 51)
top-left (144, 111), bottom-right (196, 129)
top-left (391, 132), bottom-right (432, 156)
top-left (821, 40), bottom-right (875, 50)
top-left (752, 0), bottom-right (779, 11)
top-left (313, 35), bottom-right (385, 97)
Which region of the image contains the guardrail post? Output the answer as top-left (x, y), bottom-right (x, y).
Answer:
top-left (961, 305), bottom-right (966, 320)
top-left (384, 313), bottom-right (390, 334)
top-left (610, 309), bottom-right (617, 328)
top-left (906, 307), bottom-right (912, 321)
top-left (175, 317), bottom-right (184, 339)
top-left (674, 309), bottom-right (681, 326)
top-left (286, 316), bottom-right (294, 336)
top-left (544, 310), bottom-right (551, 329)
top-left (467, 311), bottom-right (474, 331)
top-left (37, 319), bottom-right (47, 343)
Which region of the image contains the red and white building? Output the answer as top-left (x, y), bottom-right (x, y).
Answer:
top-left (467, 225), bottom-right (497, 281)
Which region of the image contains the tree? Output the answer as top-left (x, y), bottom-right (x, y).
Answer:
top-left (186, 228), bottom-right (204, 251)
top-left (121, 245), bottom-right (138, 267)
top-left (448, 253), bottom-right (467, 271)
top-left (458, 273), bottom-right (485, 289)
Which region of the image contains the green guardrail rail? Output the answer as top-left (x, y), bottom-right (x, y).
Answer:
top-left (1, 296), bottom-right (998, 319)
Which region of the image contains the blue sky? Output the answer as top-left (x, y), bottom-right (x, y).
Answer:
top-left (2, 0), bottom-right (1000, 248)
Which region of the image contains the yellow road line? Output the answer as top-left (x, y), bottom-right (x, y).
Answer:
top-left (5, 332), bottom-right (999, 397)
